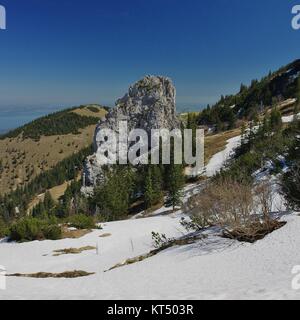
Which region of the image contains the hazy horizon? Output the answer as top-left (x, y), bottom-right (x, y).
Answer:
top-left (1, 0), bottom-right (300, 132)
top-left (0, 102), bottom-right (203, 133)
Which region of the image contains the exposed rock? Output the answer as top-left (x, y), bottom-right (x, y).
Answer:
top-left (82, 76), bottom-right (180, 194)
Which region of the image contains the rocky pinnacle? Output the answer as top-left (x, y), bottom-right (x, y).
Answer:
top-left (82, 75), bottom-right (180, 194)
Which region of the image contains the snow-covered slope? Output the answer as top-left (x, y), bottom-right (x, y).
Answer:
top-left (0, 211), bottom-right (300, 300)
top-left (1, 133), bottom-right (299, 300)
top-left (205, 135), bottom-right (241, 177)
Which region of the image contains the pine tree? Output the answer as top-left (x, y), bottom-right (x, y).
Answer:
top-left (93, 166), bottom-right (135, 220)
top-left (144, 168), bottom-right (154, 209)
top-left (44, 191), bottom-right (55, 212)
top-left (240, 83), bottom-right (247, 93)
top-left (241, 123), bottom-right (247, 145)
top-left (186, 113), bottom-right (197, 156)
top-left (215, 117), bottom-right (223, 132)
top-left (165, 164), bottom-right (184, 211)
top-left (282, 148), bottom-right (300, 211)
top-left (32, 201), bottom-right (46, 218)
top-left (227, 109), bottom-right (236, 129)
top-left (144, 165), bottom-right (163, 209)
top-left (263, 86), bottom-right (272, 106)
top-left (270, 108), bottom-right (282, 130)
top-left (262, 114), bottom-right (270, 134)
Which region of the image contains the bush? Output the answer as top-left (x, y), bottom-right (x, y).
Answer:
top-left (223, 219), bottom-right (286, 243)
top-left (184, 178), bottom-right (275, 232)
top-left (151, 232), bottom-right (173, 249)
top-left (9, 218), bottom-right (42, 241)
top-left (0, 218), bottom-right (8, 238)
top-left (42, 224), bottom-right (62, 240)
top-left (184, 177), bottom-right (254, 229)
top-left (68, 214), bottom-right (96, 230)
top-left (281, 162), bottom-right (300, 210)
top-left (9, 217), bottom-right (62, 242)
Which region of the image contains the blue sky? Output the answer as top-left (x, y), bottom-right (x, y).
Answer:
top-left (0, 0), bottom-right (299, 120)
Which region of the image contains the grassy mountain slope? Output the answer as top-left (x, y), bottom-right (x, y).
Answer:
top-left (0, 105), bottom-right (107, 195)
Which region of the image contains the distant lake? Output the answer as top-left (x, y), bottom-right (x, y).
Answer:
top-left (0, 104), bottom-right (201, 134)
top-left (0, 113), bottom-right (44, 134)
top-left (0, 106), bottom-right (67, 134)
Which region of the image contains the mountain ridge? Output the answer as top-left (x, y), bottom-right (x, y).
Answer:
top-left (0, 105), bottom-right (108, 196)
top-left (1, 58), bottom-right (299, 219)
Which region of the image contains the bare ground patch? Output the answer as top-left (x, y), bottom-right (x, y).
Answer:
top-left (53, 246), bottom-right (96, 256)
top-left (61, 227), bottom-right (92, 239)
top-left (7, 270), bottom-right (95, 278)
top-left (99, 233), bottom-right (112, 238)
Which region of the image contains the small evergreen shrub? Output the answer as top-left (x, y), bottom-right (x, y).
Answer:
top-left (0, 218), bottom-right (8, 238)
top-left (151, 232), bottom-right (174, 249)
top-left (68, 214), bottom-right (96, 230)
top-left (9, 217), bottom-right (62, 242)
top-left (281, 162), bottom-right (300, 210)
top-left (42, 224), bottom-right (62, 240)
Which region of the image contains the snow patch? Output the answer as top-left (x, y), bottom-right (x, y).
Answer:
top-left (205, 135), bottom-right (241, 177)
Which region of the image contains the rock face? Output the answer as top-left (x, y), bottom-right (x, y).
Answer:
top-left (82, 75), bottom-right (180, 194)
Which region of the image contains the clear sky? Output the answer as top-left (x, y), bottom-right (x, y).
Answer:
top-left (0, 0), bottom-right (299, 117)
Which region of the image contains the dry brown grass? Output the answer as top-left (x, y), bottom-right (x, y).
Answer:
top-left (0, 127), bottom-right (93, 195)
top-left (264, 98), bottom-right (297, 117)
top-left (7, 270), bottom-right (94, 278)
top-left (53, 246), bottom-right (96, 256)
top-left (99, 233), bottom-right (112, 238)
top-left (72, 105), bottom-right (107, 118)
top-left (61, 227), bottom-right (92, 239)
top-left (49, 180), bottom-right (75, 201)
top-left (0, 106), bottom-right (107, 196)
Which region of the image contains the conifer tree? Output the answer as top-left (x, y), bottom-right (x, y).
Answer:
top-left (262, 114), bottom-right (269, 131)
top-left (295, 77), bottom-right (300, 111)
top-left (240, 123), bottom-right (247, 146)
top-left (270, 108), bottom-right (282, 130)
top-left (93, 166), bottom-right (135, 220)
top-left (165, 163), bottom-right (184, 211)
top-left (240, 83), bottom-right (247, 94)
top-left (144, 168), bottom-right (155, 209)
top-left (144, 165), bottom-right (163, 209)
top-left (44, 191), bottom-right (55, 212)
top-left (186, 113), bottom-right (197, 156)
top-left (165, 141), bottom-right (185, 211)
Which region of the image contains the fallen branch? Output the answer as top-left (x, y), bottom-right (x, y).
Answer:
top-left (105, 235), bottom-right (204, 272)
